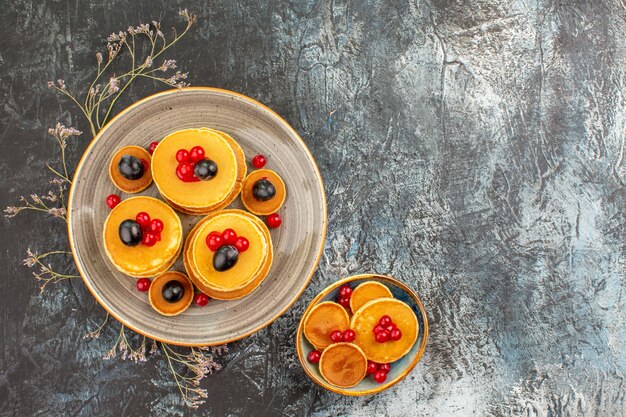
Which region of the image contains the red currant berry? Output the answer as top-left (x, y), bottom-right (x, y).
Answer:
top-left (390, 328), bottom-right (402, 341)
top-left (373, 370), bottom-right (387, 384)
top-left (142, 232), bottom-right (158, 247)
top-left (148, 141), bottom-right (159, 154)
top-left (106, 194), bottom-right (121, 209)
top-left (176, 162), bottom-right (188, 181)
top-left (366, 361), bottom-right (378, 375)
top-left (339, 285), bottom-right (352, 298)
top-left (235, 236), bottom-right (249, 252)
top-left (379, 363), bottom-right (391, 373)
top-left (343, 329), bottom-right (356, 342)
top-left (194, 293), bottom-right (209, 307)
top-left (140, 159), bottom-right (150, 172)
top-left (379, 315), bottom-right (392, 326)
top-left (252, 154), bottom-right (267, 169)
top-left (206, 232), bottom-right (223, 251)
top-left (136, 212), bottom-right (151, 228)
top-left (330, 330), bottom-right (343, 343)
top-left (149, 219), bottom-right (164, 234)
top-left (176, 162), bottom-right (197, 182)
top-left (189, 146), bottom-right (205, 163)
top-left (338, 296), bottom-right (351, 309)
top-left (176, 149), bottom-right (189, 163)
top-left (373, 324), bottom-right (385, 334)
top-left (307, 350), bottom-right (321, 364)
top-left (385, 324), bottom-right (395, 333)
top-left (136, 278), bottom-right (151, 291)
top-left (221, 228), bottom-right (238, 245)
top-left (375, 330), bottom-right (390, 343)
top-left (266, 213), bottom-right (282, 228)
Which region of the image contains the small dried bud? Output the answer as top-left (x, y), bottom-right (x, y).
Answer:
top-left (108, 77), bottom-right (120, 94)
top-left (160, 59), bottom-right (177, 71)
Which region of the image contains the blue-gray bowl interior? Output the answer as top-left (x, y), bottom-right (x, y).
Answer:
top-left (300, 277), bottom-right (426, 393)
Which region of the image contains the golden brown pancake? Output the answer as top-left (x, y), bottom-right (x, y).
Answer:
top-left (319, 343), bottom-right (367, 388)
top-left (241, 169), bottom-right (286, 215)
top-left (108, 146), bottom-right (153, 193)
top-left (148, 271), bottom-right (194, 316)
top-left (350, 298), bottom-right (418, 363)
top-left (303, 301), bottom-right (350, 350)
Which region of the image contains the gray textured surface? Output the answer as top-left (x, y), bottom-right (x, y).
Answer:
top-left (1, 1), bottom-right (624, 416)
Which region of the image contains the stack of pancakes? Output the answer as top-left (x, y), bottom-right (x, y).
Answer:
top-left (103, 196), bottom-right (183, 277)
top-left (151, 128), bottom-right (247, 215)
top-left (183, 209), bottom-right (273, 300)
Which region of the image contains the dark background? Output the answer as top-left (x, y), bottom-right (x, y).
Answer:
top-left (1, 1), bottom-right (624, 416)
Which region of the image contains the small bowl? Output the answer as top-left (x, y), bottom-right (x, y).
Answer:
top-left (296, 274), bottom-right (428, 395)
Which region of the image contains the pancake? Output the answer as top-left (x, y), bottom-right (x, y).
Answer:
top-left (103, 196), bottom-right (182, 277)
top-left (108, 146), bottom-right (153, 193)
top-left (183, 210), bottom-right (273, 300)
top-left (241, 169), bottom-right (286, 215)
top-left (350, 298), bottom-right (418, 363)
top-left (151, 128), bottom-right (238, 209)
top-left (349, 281), bottom-right (393, 313)
top-left (148, 271), bottom-right (194, 316)
top-left (190, 211), bottom-right (268, 291)
top-left (303, 301), bottom-right (350, 350)
top-left (319, 343), bottom-right (368, 388)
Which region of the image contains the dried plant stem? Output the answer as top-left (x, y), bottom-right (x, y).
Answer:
top-left (22, 249), bottom-right (79, 292)
top-left (84, 312), bottom-right (110, 339)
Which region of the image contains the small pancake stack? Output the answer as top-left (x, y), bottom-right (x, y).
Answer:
top-left (183, 210), bottom-right (273, 300)
top-left (151, 128), bottom-right (247, 215)
top-left (102, 196), bottom-right (183, 277)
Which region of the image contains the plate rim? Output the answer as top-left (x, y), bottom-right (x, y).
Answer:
top-left (68, 87), bottom-right (328, 346)
top-left (295, 274), bottom-right (429, 396)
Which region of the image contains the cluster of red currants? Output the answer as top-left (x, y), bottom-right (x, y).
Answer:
top-left (367, 361), bottom-right (391, 383)
top-left (205, 228), bottom-right (249, 253)
top-left (372, 315), bottom-right (402, 343)
top-left (135, 212), bottom-right (164, 247)
top-left (336, 284), bottom-right (352, 309)
top-left (175, 146), bottom-right (216, 182)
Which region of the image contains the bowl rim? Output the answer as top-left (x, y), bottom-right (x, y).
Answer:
top-left (296, 274), bottom-right (429, 396)
top-left (68, 87), bottom-right (328, 346)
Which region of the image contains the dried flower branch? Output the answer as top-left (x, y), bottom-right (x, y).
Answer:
top-left (162, 343), bottom-right (227, 408)
top-left (5, 178), bottom-right (68, 220)
top-left (97, 322), bottom-right (228, 408)
top-left (47, 123), bottom-right (82, 183)
top-left (22, 248), bottom-right (79, 292)
top-left (84, 312), bottom-right (110, 340)
top-left (102, 324), bottom-right (149, 363)
top-left (48, 9), bottom-right (196, 137)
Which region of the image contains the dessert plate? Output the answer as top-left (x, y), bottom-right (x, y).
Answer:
top-left (296, 274), bottom-right (428, 395)
top-left (68, 87), bottom-right (327, 346)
